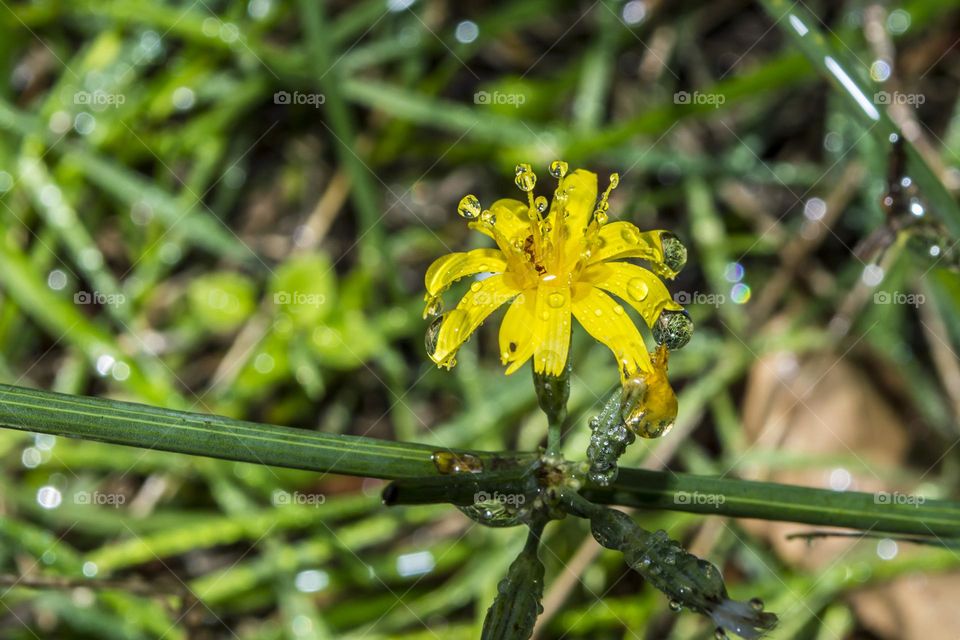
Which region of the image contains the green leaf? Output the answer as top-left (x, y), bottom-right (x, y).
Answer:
top-left (270, 253), bottom-right (338, 326)
top-left (188, 271), bottom-right (257, 333)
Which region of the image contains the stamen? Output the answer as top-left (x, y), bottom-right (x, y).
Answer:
top-left (515, 163), bottom-right (544, 265)
top-left (548, 160), bottom-right (571, 276)
top-left (593, 172), bottom-right (619, 226)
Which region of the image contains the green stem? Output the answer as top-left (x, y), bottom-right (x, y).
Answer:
top-left (0, 383), bottom-right (957, 538)
top-left (545, 415), bottom-right (564, 457)
top-left (533, 359), bottom-right (571, 457)
top-left (0, 384), bottom-right (528, 480)
top-left (383, 469), bottom-right (535, 507)
top-left (585, 467), bottom-right (960, 538)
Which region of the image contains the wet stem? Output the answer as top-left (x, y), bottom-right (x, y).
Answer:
top-left (545, 410), bottom-right (565, 457)
top-left (1, 382), bottom-right (959, 538)
top-left (534, 344), bottom-right (573, 458)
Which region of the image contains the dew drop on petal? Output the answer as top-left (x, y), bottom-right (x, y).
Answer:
top-left (457, 194), bottom-right (481, 219)
top-left (423, 295), bottom-right (443, 319)
top-left (548, 160), bottom-right (568, 179)
top-left (653, 309), bottom-right (693, 350)
top-left (547, 291), bottom-right (565, 308)
top-left (660, 232), bottom-right (687, 273)
top-left (424, 315), bottom-right (444, 356)
top-left (627, 278), bottom-right (649, 302)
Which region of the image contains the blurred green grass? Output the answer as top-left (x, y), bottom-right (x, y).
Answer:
top-left (2, 0), bottom-right (960, 638)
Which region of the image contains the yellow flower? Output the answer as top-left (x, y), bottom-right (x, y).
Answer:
top-left (424, 162), bottom-right (688, 392)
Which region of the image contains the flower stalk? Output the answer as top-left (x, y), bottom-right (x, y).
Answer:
top-left (533, 356), bottom-right (570, 457)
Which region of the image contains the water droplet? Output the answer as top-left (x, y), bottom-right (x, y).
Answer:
top-left (470, 281), bottom-right (482, 292)
top-left (547, 291), bottom-right (566, 308)
top-left (534, 195), bottom-right (548, 214)
top-left (548, 160), bottom-right (568, 179)
top-left (669, 600), bottom-right (682, 612)
top-left (457, 194), bottom-right (481, 219)
top-left (593, 308), bottom-right (603, 317)
top-left (653, 309), bottom-right (693, 350)
top-left (627, 278), bottom-right (649, 301)
top-left (431, 451), bottom-right (483, 474)
top-left (480, 210), bottom-right (496, 225)
top-left (595, 211), bottom-right (608, 225)
top-left (660, 233), bottom-right (687, 273)
top-left (612, 304), bottom-right (624, 315)
top-left (423, 296), bottom-right (443, 319)
top-left (714, 628), bottom-right (728, 640)
top-left (608, 173), bottom-right (620, 189)
top-left (514, 163), bottom-right (536, 192)
top-left (749, 597), bottom-right (764, 611)
top-left (620, 226), bottom-right (640, 244)
top-left (425, 315), bottom-right (444, 355)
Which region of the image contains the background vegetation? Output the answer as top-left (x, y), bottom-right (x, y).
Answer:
top-left (2, 0), bottom-right (960, 638)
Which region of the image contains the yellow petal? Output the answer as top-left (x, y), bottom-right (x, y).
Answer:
top-left (581, 261), bottom-right (682, 328)
top-left (499, 287), bottom-right (537, 374)
top-left (470, 198), bottom-right (531, 247)
top-left (431, 274), bottom-right (520, 367)
top-left (532, 285), bottom-right (572, 377)
top-left (570, 283), bottom-right (652, 379)
top-left (551, 169), bottom-right (598, 233)
top-left (588, 222), bottom-right (678, 278)
top-left (424, 248), bottom-right (506, 297)
top-left (552, 170), bottom-right (598, 265)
